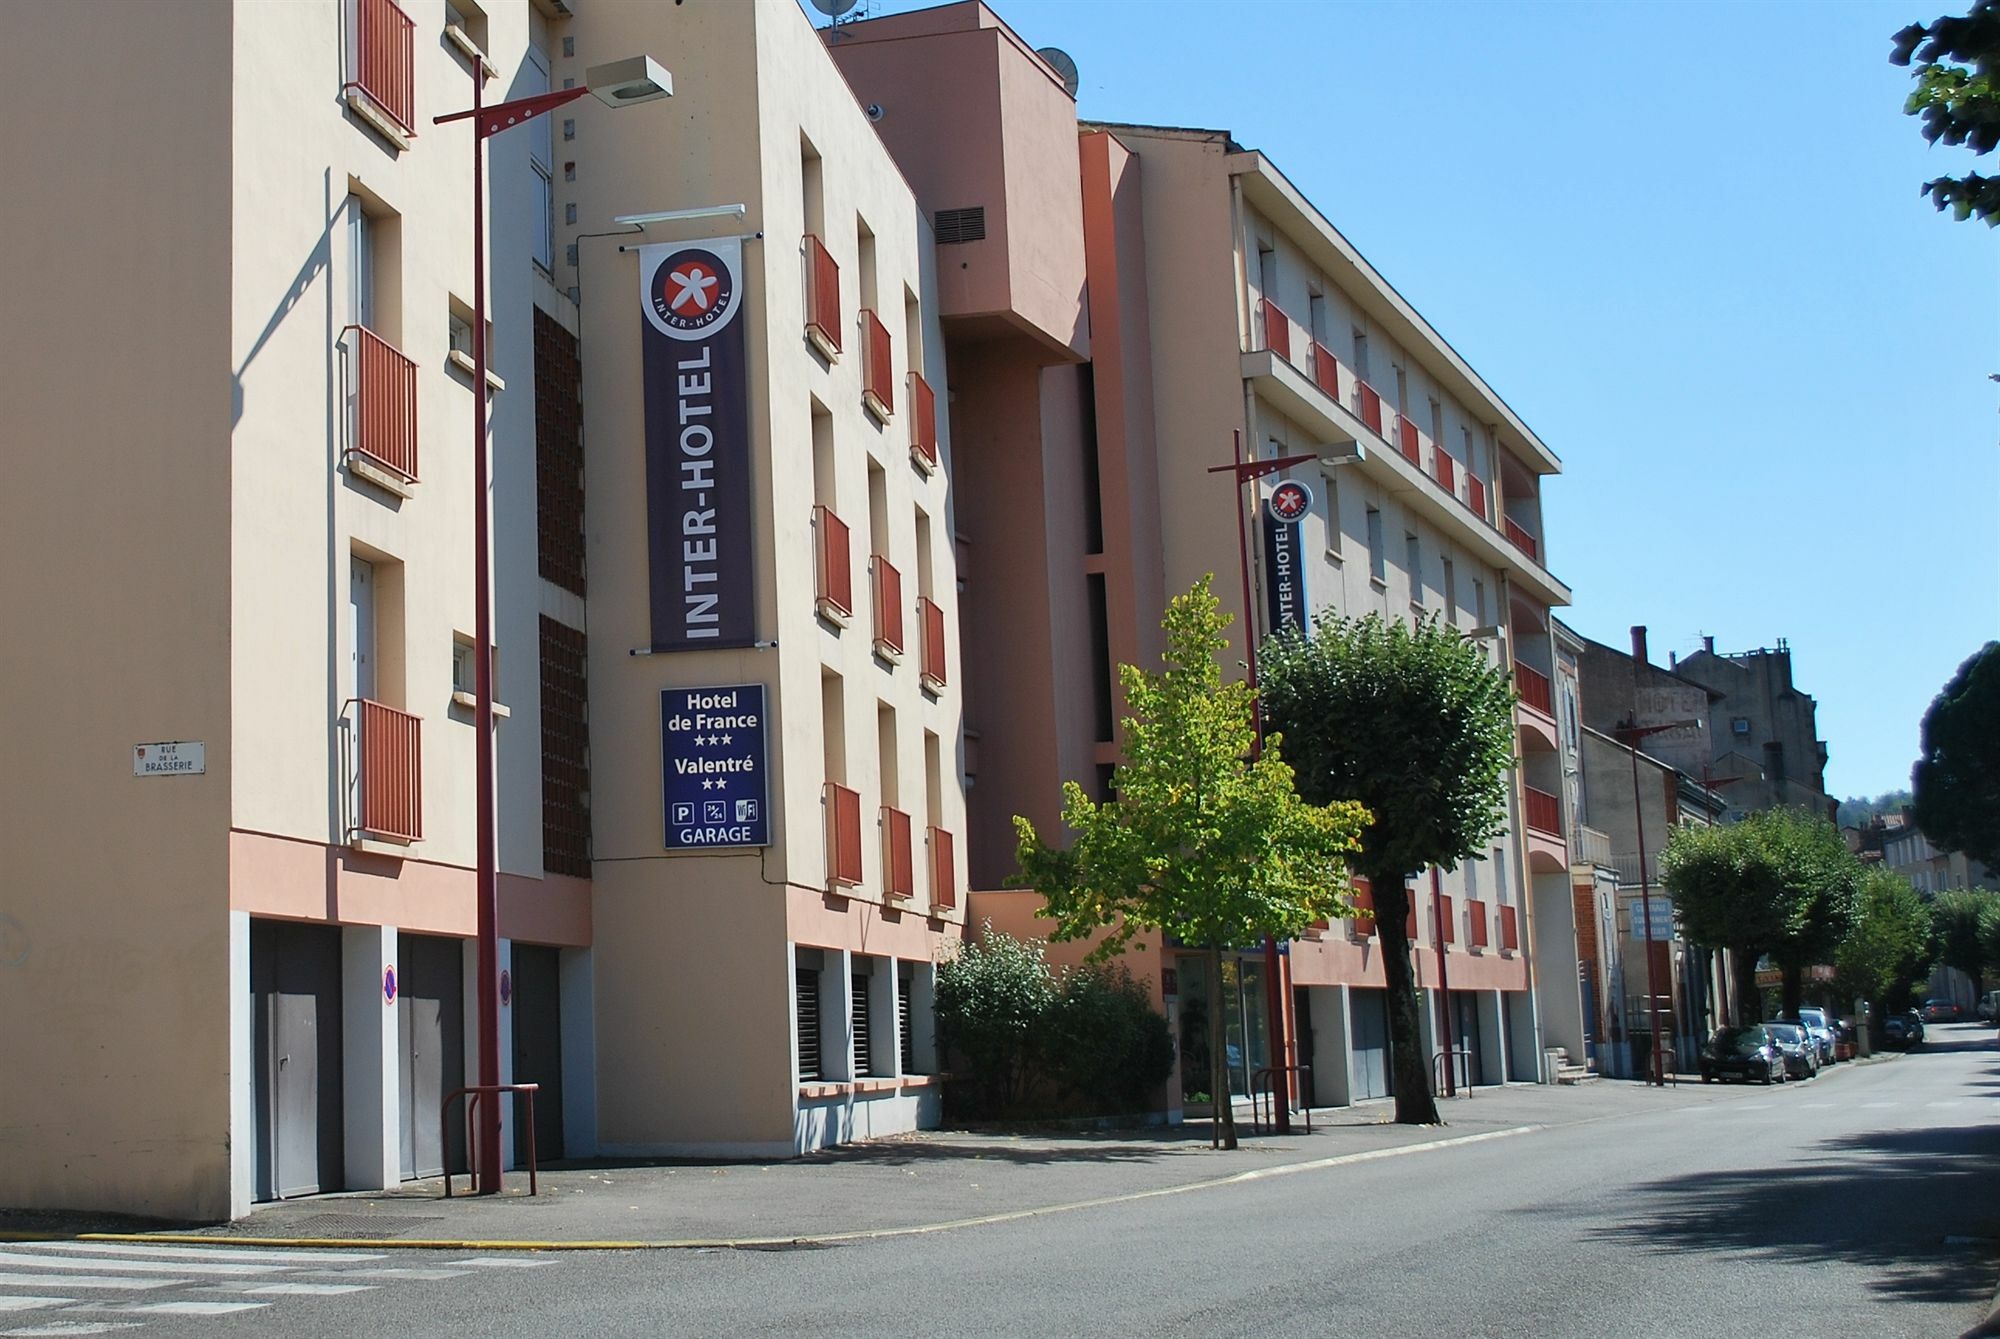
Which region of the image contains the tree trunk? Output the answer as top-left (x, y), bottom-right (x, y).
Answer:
top-left (1780, 961), bottom-right (1803, 1018)
top-left (1209, 944), bottom-right (1235, 1150)
top-left (1731, 947), bottom-right (1760, 1023)
top-left (1371, 875), bottom-right (1442, 1125)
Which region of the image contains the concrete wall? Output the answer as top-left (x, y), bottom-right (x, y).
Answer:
top-left (0, 0), bottom-right (237, 1219)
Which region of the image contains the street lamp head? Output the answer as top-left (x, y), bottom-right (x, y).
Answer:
top-left (1319, 441), bottom-right (1367, 467)
top-left (586, 56), bottom-right (673, 107)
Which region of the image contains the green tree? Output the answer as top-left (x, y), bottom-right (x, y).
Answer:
top-left (1835, 869), bottom-right (1936, 1012)
top-left (1912, 643), bottom-right (2000, 868)
top-left (1661, 809), bottom-right (1862, 1018)
top-left (1259, 612), bottom-right (1516, 1125)
top-left (1891, 0), bottom-right (2000, 225)
top-left (1013, 580), bottom-right (1369, 1149)
top-left (1930, 888), bottom-right (2000, 999)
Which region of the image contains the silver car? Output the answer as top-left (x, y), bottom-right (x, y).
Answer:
top-left (1793, 1007), bottom-right (1838, 1064)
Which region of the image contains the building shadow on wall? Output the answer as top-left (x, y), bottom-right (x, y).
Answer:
top-left (1587, 1120), bottom-right (2000, 1307)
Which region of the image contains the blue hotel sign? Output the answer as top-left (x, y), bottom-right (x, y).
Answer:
top-left (661, 684), bottom-right (770, 849)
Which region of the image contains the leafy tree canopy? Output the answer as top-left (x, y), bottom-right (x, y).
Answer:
top-left (1836, 789), bottom-right (1913, 829)
top-left (1835, 868), bottom-right (1936, 1009)
top-left (1891, 0), bottom-right (2000, 224)
top-left (1912, 642), bottom-right (2000, 868)
top-left (1930, 888), bottom-right (2000, 994)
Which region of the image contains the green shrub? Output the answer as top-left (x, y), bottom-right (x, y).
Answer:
top-left (1042, 963), bottom-right (1176, 1115)
top-left (935, 924), bottom-right (1057, 1115)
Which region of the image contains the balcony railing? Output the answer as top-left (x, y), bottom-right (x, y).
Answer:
top-left (814, 505), bottom-right (852, 621)
top-left (871, 555), bottom-right (904, 656)
top-left (1439, 894), bottom-right (1456, 945)
top-left (1358, 383), bottom-right (1384, 436)
top-left (1468, 898), bottom-right (1490, 949)
top-left (928, 826), bottom-right (956, 910)
top-left (1572, 825), bottom-right (1615, 869)
top-left (1515, 663), bottom-right (1554, 715)
top-left (1499, 904), bottom-right (1519, 952)
top-left (1397, 416), bottom-right (1421, 467)
top-left (825, 782), bottom-right (863, 887)
top-left (861, 308), bottom-right (893, 418)
top-left (344, 0), bottom-right (417, 137)
top-left (918, 595), bottom-right (946, 690)
top-left (356, 699), bottom-right (422, 842)
top-left (1311, 341), bottom-right (1341, 401)
top-left (803, 233), bottom-right (840, 356)
top-left (908, 370), bottom-right (938, 470)
top-left (1434, 450), bottom-right (1456, 496)
top-left (1466, 472), bottom-right (1488, 522)
top-left (881, 805), bottom-right (914, 899)
top-left (1524, 784), bottom-right (1562, 838)
top-left (1350, 878), bottom-right (1377, 938)
top-left (1258, 297), bottom-right (1291, 362)
top-left (345, 325), bottom-right (419, 482)
top-left (1504, 516), bottom-right (1540, 564)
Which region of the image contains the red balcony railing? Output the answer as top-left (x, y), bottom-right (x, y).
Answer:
top-left (1466, 472), bottom-right (1488, 521)
top-left (1258, 297), bottom-right (1291, 362)
top-left (871, 555), bottom-right (903, 656)
top-left (918, 595), bottom-right (946, 690)
top-left (1504, 516), bottom-right (1540, 564)
top-left (804, 233), bottom-right (840, 354)
top-left (908, 370), bottom-right (938, 469)
top-left (814, 505), bottom-right (852, 619)
top-left (1311, 341), bottom-right (1340, 400)
top-left (357, 699), bottom-right (422, 842)
top-left (861, 308), bottom-right (893, 417)
top-left (928, 826), bottom-right (956, 910)
top-left (1468, 899), bottom-right (1490, 949)
top-left (345, 325), bottom-right (419, 482)
top-left (825, 782), bottom-right (863, 887)
top-left (1439, 894), bottom-right (1456, 945)
top-left (881, 805), bottom-right (914, 899)
top-left (1499, 904), bottom-right (1520, 952)
top-left (1434, 451), bottom-right (1456, 496)
top-left (1398, 416), bottom-right (1421, 467)
top-left (1515, 663), bottom-right (1553, 715)
top-left (1358, 383), bottom-right (1384, 436)
top-left (1351, 878), bottom-right (1377, 938)
top-left (1524, 784), bottom-right (1562, 838)
top-left (344, 0), bottom-right (417, 136)
top-left (1406, 899), bottom-right (1419, 942)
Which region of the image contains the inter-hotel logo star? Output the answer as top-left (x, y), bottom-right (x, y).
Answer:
top-left (669, 262), bottom-right (718, 315)
top-left (652, 246), bottom-right (733, 333)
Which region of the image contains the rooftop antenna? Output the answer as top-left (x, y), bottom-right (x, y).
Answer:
top-left (811, 0), bottom-right (860, 40)
top-left (1036, 46), bottom-right (1080, 98)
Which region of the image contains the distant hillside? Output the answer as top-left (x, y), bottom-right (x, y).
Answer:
top-left (1837, 789), bottom-right (1913, 829)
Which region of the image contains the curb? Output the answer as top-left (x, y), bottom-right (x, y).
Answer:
top-left (1964, 1277), bottom-right (2000, 1339)
top-left (0, 1124), bottom-right (1542, 1253)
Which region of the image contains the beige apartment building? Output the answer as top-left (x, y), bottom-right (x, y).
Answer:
top-left (0, 0), bottom-right (965, 1222)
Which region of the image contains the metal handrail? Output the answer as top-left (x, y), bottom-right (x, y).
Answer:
top-left (442, 1083), bottom-right (539, 1198)
top-left (1433, 1048), bottom-right (1474, 1097)
top-left (1249, 1065), bottom-right (1313, 1133)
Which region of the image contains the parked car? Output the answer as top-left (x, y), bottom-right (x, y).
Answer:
top-left (1883, 1010), bottom-right (1925, 1049)
top-left (1922, 998), bottom-right (1964, 1023)
top-left (1766, 1022), bottom-right (1820, 1079)
top-left (1978, 990), bottom-right (2000, 1023)
top-left (1788, 1007), bottom-right (1838, 1064)
top-left (1699, 1025), bottom-right (1787, 1084)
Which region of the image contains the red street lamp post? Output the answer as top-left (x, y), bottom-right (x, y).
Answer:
top-left (434, 53), bottom-right (670, 1195)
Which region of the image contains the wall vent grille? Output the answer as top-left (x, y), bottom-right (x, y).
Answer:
top-left (934, 206), bottom-right (986, 244)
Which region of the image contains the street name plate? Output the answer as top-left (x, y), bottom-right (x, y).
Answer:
top-left (134, 741), bottom-right (205, 777)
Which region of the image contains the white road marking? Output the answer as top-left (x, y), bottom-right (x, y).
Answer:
top-left (461, 1257), bottom-right (554, 1268)
top-left (226, 1282), bottom-right (376, 1296)
top-left (0, 1252), bottom-right (283, 1277)
top-left (97, 1301), bottom-right (271, 1317)
top-left (1926, 1100), bottom-right (1964, 1108)
top-left (1799, 1102), bottom-right (1833, 1109)
top-left (1, 1325), bottom-right (143, 1336)
top-left (23, 1244), bottom-right (383, 1266)
top-left (0, 1304), bottom-right (69, 1314)
top-left (299, 1267), bottom-right (471, 1281)
top-left (1862, 1101), bottom-right (1899, 1109)
top-left (0, 1275), bottom-right (181, 1293)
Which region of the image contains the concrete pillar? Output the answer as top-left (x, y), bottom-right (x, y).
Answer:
top-left (559, 946), bottom-right (597, 1158)
top-left (228, 911), bottom-right (255, 1218)
top-left (341, 923), bottom-right (398, 1191)
top-left (827, 948), bottom-right (855, 1082)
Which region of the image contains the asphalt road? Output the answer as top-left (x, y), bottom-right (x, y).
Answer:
top-left (7, 1025), bottom-right (1996, 1338)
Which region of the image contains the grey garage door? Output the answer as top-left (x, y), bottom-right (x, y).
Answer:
top-left (251, 919), bottom-right (344, 1201)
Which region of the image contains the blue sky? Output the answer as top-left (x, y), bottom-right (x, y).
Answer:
top-left (823, 0), bottom-right (1998, 798)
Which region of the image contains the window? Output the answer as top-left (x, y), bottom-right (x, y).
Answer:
top-left (1474, 578), bottom-right (1487, 627)
top-left (1087, 575), bottom-right (1114, 743)
top-left (528, 46), bottom-right (554, 272)
top-left (1429, 397), bottom-right (1444, 449)
top-left (443, 0), bottom-right (488, 62)
top-left (535, 308), bottom-right (586, 596)
top-left (898, 965), bottom-right (916, 1073)
top-left (1352, 327), bottom-right (1370, 382)
top-left (1366, 505), bottom-right (1385, 585)
top-left (795, 952), bottom-right (824, 1083)
top-left (852, 958), bottom-right (885, 1078)
top-left (1442, 557), bottom-right (1457, 624)
top-left (857, 217), bottom-right (878, 319)
top-left (1405, 531), bottom-right (1422, 605)
top-left (539, 617), bottom-right (590, 877)
top-left (1319, 464), bottom-right (1341, 557)
top-left (1394, 365), bottom-right (1409, 415)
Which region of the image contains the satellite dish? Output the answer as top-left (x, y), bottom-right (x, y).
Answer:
top-left (1036, 46), bottom-right (1080, 98)
top-left (811, 0), bottom-right (858, 16)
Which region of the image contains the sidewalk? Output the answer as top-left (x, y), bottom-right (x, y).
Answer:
top-left (84, 1077), bottom-right (1760, 1249)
